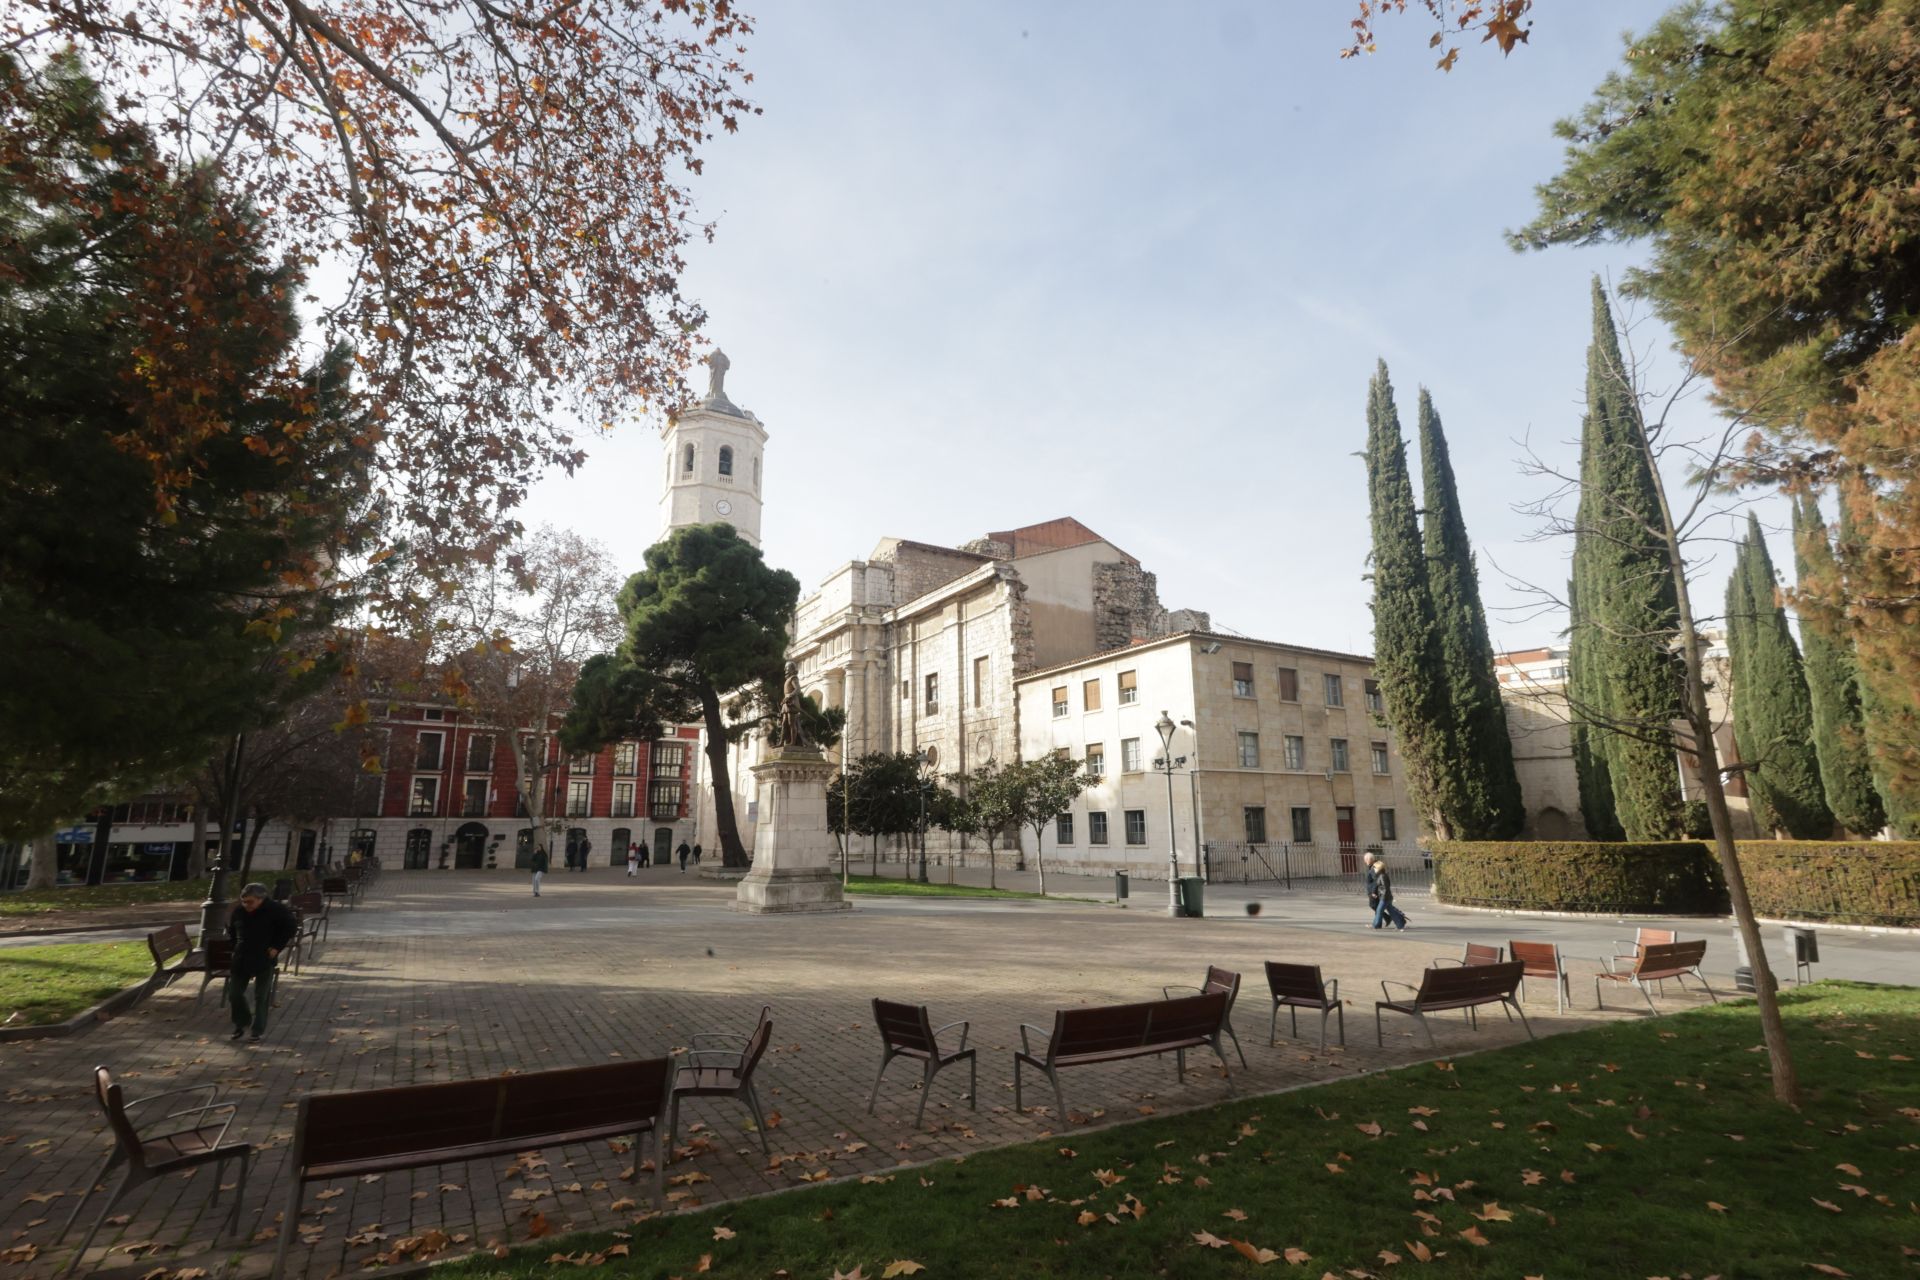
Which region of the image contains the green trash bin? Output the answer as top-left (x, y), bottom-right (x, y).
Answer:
top-left (1179, 875), bottom-right (1205, 918)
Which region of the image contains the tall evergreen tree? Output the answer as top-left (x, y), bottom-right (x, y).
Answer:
top-left (1836, 496), bottom-right (1920, 837)
top-left (1790, 494), bottom-right (1887, 836)
top-left (1417, 390), bottom-right (1526, 838)
top-left (1566, 572), bottom-right (1623, 840)
top-left (1726, 514), bottom-right (1832, 838)
top-left (1364, 361), bottom-right (1454, 837)
top-left (1572, 281), bottom-right (1685, 841)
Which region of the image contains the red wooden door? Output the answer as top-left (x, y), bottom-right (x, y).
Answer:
top-left (1336, 807), bottom-right (1359, 873)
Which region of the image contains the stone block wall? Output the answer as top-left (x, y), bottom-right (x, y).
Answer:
top-left (1090, 562), bottom-right (1210, 652)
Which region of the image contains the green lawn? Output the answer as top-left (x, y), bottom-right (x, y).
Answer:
top-left (438, 982), bottom-right (1915, 1279)
top-left (842, 875), bottom-right (1057, 901)
top-left (0, 878), bottom-right (209, 916)
top-left (0, 941), bottom-right (155, 1026)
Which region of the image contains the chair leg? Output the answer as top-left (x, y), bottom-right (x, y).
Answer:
top-left (1223, 1020), bottom-right (1247, 1069)
top-left (63, 1169), bottom-right (133, 1276)
top-left (1640, 981), bottom-right (1660, 1017)
top-left (225, 1151), bottom-right (250, 1235)
top-left (55, 1151), bottom-right (117, 1242)
top-left (1211, 1038), bottom-right (1235, 1094)
top-left (914, 1062), bottom-right (934, 1128)
top-left (1510, 1000), bottom-right (1535, 1042)
top-left (968, 1054), bottom-right (978, 1110)
top-left (1289, 1006), bottom-right (1299, 1039)
top-left (867, 1051), bottom-right (893, 1115)
top-left (743, 1084), bottom-right (771, 1158)
top-left (1269, 1001), bottom-right (1279, 1047)
top-left (1047, 1068), bottom-right (1067, 1123)
top-left (1174, 1046), bottom-right (1185, 1082)
top-left (1557, 974), bottom-right (1567, 1015)
top-left (269, 1172), bottom-right (301, 1280)
top-left (1013, 1058), bottom-right (1023, 1112)
top-left (1375, 1007), bottom-right (1384, 1047)
top-left (652, 1127), bottom-right (666, 1205)
top-left (666, 1094), bottom-right (681, 1163)
top-left (1594, 978), bottom-right (1605, 1010)
top-left (1334, 1003), bottom-right (1346, 1047)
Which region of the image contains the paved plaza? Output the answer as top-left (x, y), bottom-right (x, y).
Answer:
top-left (0, 867), bottom-right (1890, 1278)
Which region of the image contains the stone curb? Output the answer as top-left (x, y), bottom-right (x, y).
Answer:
top-left (1431, 899), bottom-right (1920, 937)
top-left (0, 975), bottom-right (159, 1042)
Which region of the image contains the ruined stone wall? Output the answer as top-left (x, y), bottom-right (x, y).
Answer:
top-left (1091, 562), bottom-right (1210, 652)
top-left (875, 542), bottom-right (989, 605)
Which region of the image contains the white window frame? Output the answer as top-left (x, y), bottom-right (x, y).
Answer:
top-left (1283, 735), bottom-right (1305, 772)
top-left (1330, 738), bottom-right (1350, 773)
top-left (1237, 731), bottom-right (1260, 769)
top-left (1120, 738), bottom-right (1143, 773)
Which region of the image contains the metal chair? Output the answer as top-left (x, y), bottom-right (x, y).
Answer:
top-left (1163, 965), bottom-right (1247, 1067)
top-left (1509, 940), bottom-right (1572, 1013)
top-left (867, 999), bottom-right (977, 1126)
top-left (667, 1005), bottom-right (773, 1161)
top-left (1264, 961), bottom-right (1345, 1049)
top-left (57, 1067), bottom-right (252, 1274)
top-left (1435, 942), bottom-right (1506, 967)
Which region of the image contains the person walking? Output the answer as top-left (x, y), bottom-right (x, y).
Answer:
top-left (638, 840), bottom-right (651, 869)
top-left (531, 845), bottom-right (550, 896)
top-left (626, 846), bottom-right (639, 878)
top-left (1365, 852), bottom-right (1408, 931)
top-left (580, 836), bottom-right (593, 871)
top-left (691, 842), bottom-right (702, 868)
top-left (227, 882), bottom-right (296, 1043)
top-left (676, 840), bottom-right (691, 873)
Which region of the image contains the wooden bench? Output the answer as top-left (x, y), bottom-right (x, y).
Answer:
top-left (320, 875), bottom-right (353, 911)
top-left (1435, 942), bottom-right (1505, 968)
top-left (1509, 940), bottom-right (1572, 1013)
top-left (1376, 961), bottom-right (1533, 1048)
top-left (868, 999), bottom-right (977, 1127)
top-left (1163, 966), bottom-right (1247, 1067)
top-left (272, 1058), bottom-right (672, 1279)
top-left (1014, 991), bottom-right (1232, 1120)
top-left (1596, 940), bottom-right (1715, 1015)
top-left (146, 925), bottom-right (231, 1003)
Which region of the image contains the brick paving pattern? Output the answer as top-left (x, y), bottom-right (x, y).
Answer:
top-left (0, 869), bottom-right (1713, 1278)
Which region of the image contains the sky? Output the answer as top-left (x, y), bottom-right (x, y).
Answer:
top-left (518, 0), bottom-right (1795, 657)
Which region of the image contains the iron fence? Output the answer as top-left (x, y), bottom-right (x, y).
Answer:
top-left (1204, 840), bottom-right (1432, 897)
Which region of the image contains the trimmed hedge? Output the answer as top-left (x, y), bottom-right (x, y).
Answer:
top-left (1432, 841), bottom-right (1728, 915)
top-left (1732, 840), bottom-right (1920, 928)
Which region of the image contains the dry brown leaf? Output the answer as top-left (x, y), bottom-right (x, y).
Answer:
top-left (1378, 1249), bottom-right (1402, 1265)
top-left (1193, 1231), bottom-right (1231, 1248)
top-left (1806, 1267), bottom-right (1849, 1278)
top-left (1092, 1169), bottom-right (1125, 1188)
top-left (830, 1269), bottom-right (867, 1280)
top-left (1707, 1201), bottom-right (1729, 1213)
top-left (1521, 1170), bottom-right (1545, 1186)
top-left (1225, 1208), bottom-right (1249, 1222)
top-left (1405, 1240), bottom-right (1433, 1263)
top-left (1076, 1211), bottom-right (1098, 1227)
top-left (696, 1255), bottom-right (712, 1274)
top-left (1472, 1203), bottom-right (1513, 1223)
top-left (1457, 1226), bottom-right (1489, 1246)
top-left (1323, 1163), bottom-right (1345, 1175)
top-left (609, 1198), bottom-right (635, 1211)
top-left (525, 1213), bottom-right (552, 1239)
top-left (1356, 1121), bottom-right (1383, 1138)
top-left (1408, 1106), bottom-right (1438, 1117)
top-left (1231, 1239), bottom-right (1281, 1265)
top-left (1835, 1163), bottom-right (1861, 1176)
top-left (1811, 1199), bottom-right (1843, 1214)
top-left (881, 1264), bottom-right (926, 1279)
top-left (1283, 1246), bottom-right (1311, 1263)
top-left (713, 1226), bottom-right (735, 1241)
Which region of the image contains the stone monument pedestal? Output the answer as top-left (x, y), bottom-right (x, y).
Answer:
top-left (732, 749), bottom-right (850, 915)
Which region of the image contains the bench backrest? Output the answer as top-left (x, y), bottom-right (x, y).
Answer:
top-left (1635, 939), bottom-right (1706, 977)
top-left (321, 876), bottom-right (349, 895)
top-left (291, 890), bottom-right (324, 916)
top-left (1264, 961), bottom-right (1329, 1005)
top-left (1051, 991), bottom-right (1227, 1060)
top-left (873, 999), bottom-right (938, 1055)
top-left (1508, 940), bottom-right (1560, 978)
top-left (1414, 961), bottom-right (1524, 1006)
top-left (204, 936), bottom-right (235, 972)
top-left (296, 1059), bottom-right (672, 1174)
top-left (1461, 943), bottom-right (1505, 966)
top-left (1635, 927), bottom-right (1677, 950)
top-left (344, 864), bottom-right (364, 883)
top-left (147, 924), bottom-right (192, 970)
top-left (739, 1005), bottom-right (773, 1083)
top-left (91, 1067), bottom-right (156, 1173)
top-left (1200, 965), bottom-right (1241, 1014)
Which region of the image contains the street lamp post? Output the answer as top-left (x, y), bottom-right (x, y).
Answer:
top-left (914, 748), bottom-right (932, 884)
top-left (1180, 718), bottom-right (1203, 881)
top-left (1154, 712), bottom-right (1184, 918)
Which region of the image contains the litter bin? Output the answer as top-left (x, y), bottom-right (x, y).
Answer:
top-left (1114, 870), bottom-right (1129, 901)
top-left (1783, 926), bottom-right (1819, 984)
top-left (1179, 876), bottom-right (1205, 919)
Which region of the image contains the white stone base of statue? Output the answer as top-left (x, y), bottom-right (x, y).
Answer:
top-left (732, 749), bottom-right (850, 914)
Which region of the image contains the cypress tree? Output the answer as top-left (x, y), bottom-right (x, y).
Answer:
top-left (1727, 514), bottom-right (1832, 838)
top-left (1576, 281), bottom-right (1685, 840)
top-left (1364, 361), bottom-right (1454, 837)
top-left (1567, 571), bottom-right (1623, 839)
top-left (1417, 389), bottom-right (1525, 838)
top-left (1790, 494), bottom-right (1886, 835)
top-left (1836, 494), bottom-right (1920, 837)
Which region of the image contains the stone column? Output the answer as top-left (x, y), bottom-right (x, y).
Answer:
top-left (732, 747), bottom-right (850, 914)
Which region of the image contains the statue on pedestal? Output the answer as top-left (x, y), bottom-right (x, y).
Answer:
top-left (769, 661), bottom-right (813, 752)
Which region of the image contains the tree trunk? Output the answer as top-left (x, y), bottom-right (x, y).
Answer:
top-left (1031, 826), bottom-right (1047, 896)
top-left (698, 685), bottom-right (749, 867)
top-left (239, 809), bottom-right (270, 877)
top-left (514, 730), bottom-right (549, 868)
top-left (188, 798), bottom-right (210, 879)
top-left (987, 837), bottom-right (997, 890)
top-left (26, 831), bottom-right (58, 889)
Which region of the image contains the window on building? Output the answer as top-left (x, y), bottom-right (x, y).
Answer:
top-left (462, 778), bottom-right (488, 817)
top-left (1124, 810), bottom-right (1148, 845)
top-left (753, 455), bottom-right (761, 490)
top-left (682, 442), bottom-right (695, 474)
top-left (1055, 813), bottom-right (1074, 845)
top-left (415, 731), bottom-right (443, 771)
top-left (409, 776), bottom-right (440, 817)
top-left (567, 781), bottom-right (591, 817)
top-left (465, 734), bottom-right (493, 773)
top-left (925, 673), bottom-right (939, 715)
top-left (1117, 669), bottom-right (1138, 705)
top-left (1244, 806), bottom-right (1268, 844)
top-left (1085, 744), bottom-right (1105, 778)
top-left (1237, 731), bottom-right (1260, 768)
top-left (1121, 738), bottom-right (1143, 772)
top-left (718, 444), bottom-right (733, 476)
top-left (1283, 735), bottom-right (1306, 771)
top-left (649, 780), bottom-right (684, 819)
top-left (422, 706), bottom-right (445, 721)
top-left (1364, 679), bottom-right (1384, 714)
top-left (1291, 806), bottom-right (1313, 843)
top-left (570, 752), bottom-right (594, 775)
top-left (1330, 738), bottom-right (1350, 773)
top-left (1379, 808), bottom-right (1398, 842)
top-left (1324, 673), bottom-right (1344, 706)
top-left (612, 782), bottom-right (635, 818)
top-left (1371, 741), bottom-right (1390, 775)
top-left (1052, 685), bottom-right (1069, 718)
top-left (1232, 661), bottom-right (1255, 698)
top-left (1088, 811), bottom-right (1109, 845)
top-left (652, 740), bottom-right (686, 772)
top-left (1082, 678), bottom-right (1101, 711)
top-left (900, 679), bottom-right (910, 702)
top-left (967, 657), bottom-right (985, 707)
top-left (613, 742), bottom-right (639, 777)
top-left (1277, 666), bottom-right (1299, 701)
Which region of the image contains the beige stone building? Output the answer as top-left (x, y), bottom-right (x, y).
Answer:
top-left (1016, 632), bottom-right (1417, 877)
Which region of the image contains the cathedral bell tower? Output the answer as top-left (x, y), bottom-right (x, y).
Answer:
top-left (661, 350), bottom-right (766, 547)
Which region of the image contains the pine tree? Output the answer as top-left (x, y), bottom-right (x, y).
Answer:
top-left (1567, 572), bottom-right (1623, 839)
top-left (1790, 494), bottom-right (1886, 836)
top-left (1726, 514), bottom-right (1832, 838)
top-left (1837, 493), bottom-right (1920, 837)
top-left (1417, 390), bottom-right (1526, 838)
top-left (1574, 281), bottom-right (1685, 840)
top-left (1364, 361), bottom-right (1454, 837)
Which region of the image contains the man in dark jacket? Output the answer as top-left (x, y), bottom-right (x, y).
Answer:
top-left (228, 882), bottom-right (296, 1042)
top-left (676, 841), bottom-right (691, 873)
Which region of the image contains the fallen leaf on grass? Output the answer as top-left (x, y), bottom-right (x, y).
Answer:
top-left (1193, 1232), bottom-right (1230, 1248)
top-left (1472, 1204), bottom-right (1512, 1223)
top-left (1092, 1169), bottom-right (1125, 1188)
top-left (1521, 1170), bottom-right (1545, 1186)
top-left (1355, 1122), bottom-right (1383, 1138)
top-left (1057, 1148), bottom-right (1077, 1158)
top-left (1323, 1163), bottom-right (1345, 1175)
top-left (1076, 1211), bottom-right (1098, 1227)
top-left (1835, 1163), bottom-right (1861, 1176)
top-left (1811, 1199), bottom-right (1842, 1214)
top-left (1231, 1240), bottom-right (1281, 1265)
top-left (830, 1268), bottom-right (866, 1280)
top-left (1707, 1201), bottom-right (1729, 1213)
top-left (881, 1264), bottom-right (925, 1278)
top-left (1404, 1240), bottom-right (1433, 1263)
top-left (1457, 1226), bottom-right (1490, 1246)
top-left (1224, 1209), bottom-right (1248, 1222)
top-left (1283, 1247), bottom-right (1311, 1263)
top-left (1806, 1267), bottom-right (1849, 1278)
top-left (1407, 1106), bottom-right (1437, 1117)
top-left (712, 1226), bottom-right (735, 1241)
top-left (696, 1254), bottom-right (712, 1274)
top-left (1378, 1250), bottom-right (1401, 1265)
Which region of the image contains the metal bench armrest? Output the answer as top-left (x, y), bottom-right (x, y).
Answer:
top-left (930, 1020), bottom-right (971, 1053)
top-left (1018, 1023), bottom-right (1051, 1056)
top-left (1325, 978), bottom-right (1339, 1001)
top-left (1379, 979), bottom-right (1418, 1002)
top-left (684, 1047), bottom-right (745, 1066)
top-left (1430, 957), bottom-right (1464, 967)
top-left (1161, 984), bottom-right (1202, 1000)
top-left (124, 1084), bottom-right (221, 1115)
top-left (690, 1031), bottom-right (751, 1047)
